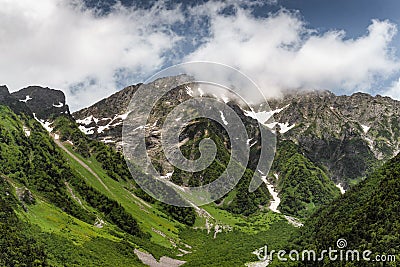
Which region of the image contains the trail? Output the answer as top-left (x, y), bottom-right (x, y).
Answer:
top-left (54, 138), bottom-right (112, 195)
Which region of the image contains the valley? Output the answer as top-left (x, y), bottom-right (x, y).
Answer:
top-left (0, 81), bottom-right (399, 266)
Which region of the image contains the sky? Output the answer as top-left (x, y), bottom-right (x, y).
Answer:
top-left (1, 0), bottom-right (400, 111)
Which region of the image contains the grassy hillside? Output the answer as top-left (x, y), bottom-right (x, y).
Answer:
top-left (0, 106), bottom-right (302, 266)
top-left (280, 152), bottom-right (400, 266)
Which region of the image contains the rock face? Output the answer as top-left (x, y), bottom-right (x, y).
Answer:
top-left (0, 85), bottom-right (32, 114)
top-left (268, 90), bottom-right (400, 185)
top-left (72, 84), bottom-right (141, 146)
top-left (73, 79), bottom-right (400, 188)
top-left (11, 86), bottom-right (70, 120)
top-left (0, 85), bottom-right (9, 101)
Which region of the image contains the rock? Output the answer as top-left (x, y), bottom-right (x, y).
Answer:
top-left (11, 86), bottom-right (70, 120)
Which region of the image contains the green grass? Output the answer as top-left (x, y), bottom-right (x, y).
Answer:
top-left (202, 204), bottom-right (283, 234)
top-left (19, 198), bottom-right (120, 245)
top-left (60, 142), bottom-right (184, 248)
top-left (12, 181), bottom-right (145, 266)
top-left (179, 221), bottom-right (295, 266)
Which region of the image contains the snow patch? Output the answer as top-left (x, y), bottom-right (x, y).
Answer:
top-left (364, 136), bottom-right (374, 151)
top-left (284, 215), bottom-right (304, 227)
top-left (266, 122), bottom-right (295, 133)
top-left (54, 134), bottom-right (59, 140)
top-left (132, 125), bottom-right (145, 132)
top-left (336, 183), bottom-right (346, 194)
top-left (117, 111), bottom-right (130, 120)
top-left (66, 140), bottom-right (74, 145)
top-left (53, 102), bottom-right (64, 108)
top-left (160, 172), bottom-right (174, 179)
top-left (33, 113), bottom-right (53, 132)
top-left (221, 95), bottom-right (229, 103)
top-left (19, 95), bottom-right (32, 103)
top-left (23, 126), bottom-right (31, 137)
top-left (198, 87), bottom-right (204, 97)
top-left (78, 125), bottom-right (94, 135)
top-left (277, 122), bottom-right (296, 133)
top-left (101, 137), bottom-right (115, 144)
top-left (361, 124), bottom-right (370, 133)
top-left (94, 217), bottom-right (105, 228)
top-left (185, 85), bottom-right (193, 97)
top-left (261, 176), bottom-right (280, 213)
top-left (76, 115), bottom-right (94, 125)
top-left (97, 125), bottom-right (108, 134)
top-left (243, 104), bottom-right (290, 124)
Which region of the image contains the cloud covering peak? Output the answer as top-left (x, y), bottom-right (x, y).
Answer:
top-left (1, 0), bottom-right (399, 110)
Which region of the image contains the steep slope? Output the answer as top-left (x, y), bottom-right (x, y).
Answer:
top-left (73, 80), bottom-right (393, 217)
top-left (0, 85), bottom-right (32, 115)
top-left (0, 105), bottom-right (157, 265)
top-left (286, 152), bottom-right (400, 266)
top-left (0, 175), bottom-right (47, 266)
top-left (269, 90), bottom-right (400, 187)
top-left (270, 140), bottom-right (340, 217)
top-left (72, 84), bottom-right (140, 147)
top-left (11, 85), bottom-right (70, 120)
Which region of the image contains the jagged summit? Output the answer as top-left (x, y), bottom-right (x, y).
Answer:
top-left (0, 85), bottom-right (32, 115)
top-left (0, 85), bottom-right (9, 98)
top-left (72, 79), bottom-right (400, 189)
top-left (11, 86), bottom-right (70, 120)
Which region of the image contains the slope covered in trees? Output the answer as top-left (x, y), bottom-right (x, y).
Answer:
top-left (272, 140), bottom-right (340, 217)
top-left (287, 152), bottom-right (400, 266)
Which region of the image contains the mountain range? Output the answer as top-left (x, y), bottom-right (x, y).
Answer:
top-left (0, 79), bottom-right (399, 266)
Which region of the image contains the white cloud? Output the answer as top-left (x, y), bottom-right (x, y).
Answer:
top-left (0, 0), bottom-right (183, 110)
top-left (1, 1), bottom-right (399, 111)
top-left (185, 5), bottom-right (400, 100)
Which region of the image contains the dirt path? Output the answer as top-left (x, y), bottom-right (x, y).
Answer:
top-left (134, 249), bottom-right (186, 267)
top-left (54, 138), bottom-right (112, 194)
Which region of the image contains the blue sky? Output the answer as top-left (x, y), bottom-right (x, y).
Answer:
top-left (1, 0), bottom-right (400, 110)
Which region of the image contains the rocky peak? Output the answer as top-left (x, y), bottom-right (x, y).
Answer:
top-left (265, 90), bottom-right (400, 186)
top-left (0, 85), bottom-right (32, 115)
top-left (73, 78), bottom-right (400, 187)
top-left (72, 76), bottom-right (194, 148)
top-left (11, 86), bottom-right (70, 120)
top-left (0, 85), bottom-right (10, 100)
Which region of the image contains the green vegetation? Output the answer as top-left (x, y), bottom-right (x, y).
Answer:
top-left (173, 118), bottom-right (272, 216)
top-left (0, 176), bottom-right (48, 266)
top-left (0, 106), bottom-right (92, 223)
top-left (0, 106), bottom-right (153, 265)
top-left (180, 221), bottom-right (294, 266)
top-left (272, 140), bottom-right (340, 217)
top-left (288, 152), bottom-right (400, 266)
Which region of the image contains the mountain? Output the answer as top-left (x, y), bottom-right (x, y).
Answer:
top-left (1, 79), bottom-right (399, 266)
top-left (72, 80), bottom-right (400, 216)
top-left (11, 86), bottom-right (71, 120)
top-left (72, 84), bottom-right (140, 146)
top-left (0, 83), bottom-right (295, 266)
top-left (74, 87), bottom-right (400, 189)
top-left (268, 90), bottom-right (400, 187)
top-left (73, 78), bottom-right (347, 217)
top-left (0, 85), bottom-right (32, 115)
top-left (279, 151), bottom-right (400, 266)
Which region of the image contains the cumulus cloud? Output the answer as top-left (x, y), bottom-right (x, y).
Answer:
top-left (1, 0), bottom-right (399, 110)
top-left (185, 4), bottom-right (400, 100)
top-left (0, 0), bottom-right (183, 110)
